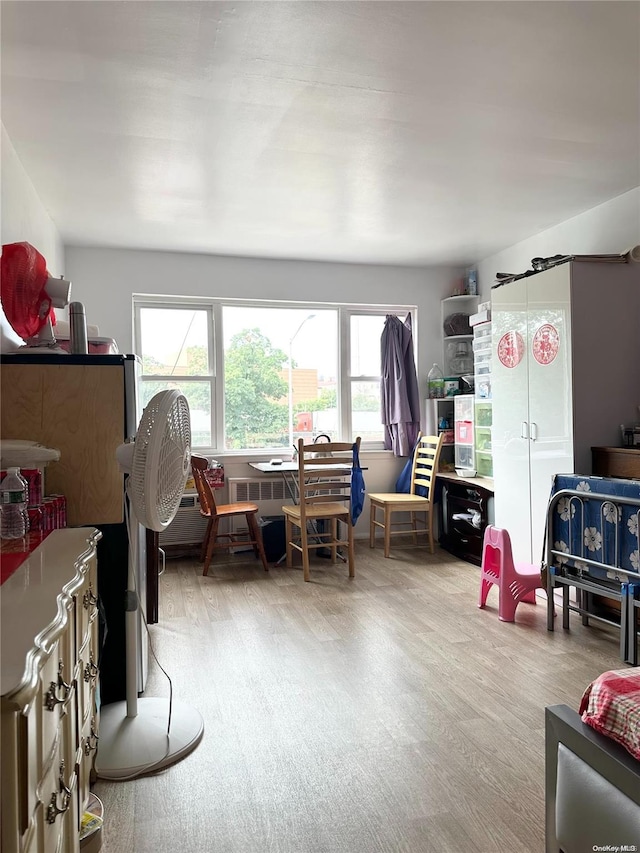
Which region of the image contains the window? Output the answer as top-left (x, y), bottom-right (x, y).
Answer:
top-left (349, 314), bottom-right (388, 444)
top-left (136, 305), bottom-right (214, 447)
top-left (134, 299), bottom-right (414, 452)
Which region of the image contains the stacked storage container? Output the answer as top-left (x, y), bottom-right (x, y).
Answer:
top-left (472, 320), bottom-right (493, 478)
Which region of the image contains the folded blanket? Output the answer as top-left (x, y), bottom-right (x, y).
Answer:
top-left (579, 669), bottom-right (640, 760)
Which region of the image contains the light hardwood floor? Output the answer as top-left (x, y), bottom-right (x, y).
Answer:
top-left (94, 542), bottom-right (623, 853)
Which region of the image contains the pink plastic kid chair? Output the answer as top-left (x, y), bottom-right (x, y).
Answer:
top-left (478, 525), bottom-right (544, 622)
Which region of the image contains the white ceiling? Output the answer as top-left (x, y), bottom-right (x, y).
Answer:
top-left (1, 1), bottom-right (638, 266)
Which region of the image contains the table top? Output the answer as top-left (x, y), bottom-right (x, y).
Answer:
top-left (436, 471), bottom-right (494, 491)
top-left (249, 461), bottom-right (353, 473)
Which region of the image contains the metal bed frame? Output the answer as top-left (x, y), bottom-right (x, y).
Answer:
top-left (545, 487), bottom-right (640, 665)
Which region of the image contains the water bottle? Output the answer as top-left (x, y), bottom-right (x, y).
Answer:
top-left (1, 467), bottom-right (30, 539)
top-left (427, 363), bottom-right (444, 399)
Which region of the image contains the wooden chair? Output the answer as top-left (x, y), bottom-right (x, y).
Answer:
top-left (282, 437), bottom-right (361, 582)
top-left (190, 454), bottom-right (269, 576)
top-left (368, 433), bottom-right (443, 557)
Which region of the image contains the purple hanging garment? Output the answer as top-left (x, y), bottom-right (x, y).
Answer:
top-left (380, 314), bottom-right (420, 456)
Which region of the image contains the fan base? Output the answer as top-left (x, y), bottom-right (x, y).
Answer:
top-left (95, 697), bottom-right (204, 780)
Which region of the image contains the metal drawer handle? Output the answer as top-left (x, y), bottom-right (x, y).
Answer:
top-left (83, 720), bottom-right (100, 756)
top-left (44, 662), bottom-right (71, 711)
top-left (83, 584), bottom-right (98, 609)
top-left (45, 761), bottom-right (72, 824)
top-left (83, 652), bottom-right (98, 684)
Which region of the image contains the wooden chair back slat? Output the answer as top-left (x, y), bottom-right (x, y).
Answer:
top-left (296, 437), bottom-right (361, 523)
top-left (191, 454), bottom-right (218, 517)
top-left (410, 435), bottom-right (443, 499)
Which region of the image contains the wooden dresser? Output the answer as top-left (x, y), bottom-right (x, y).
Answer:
top-left (591, 446), bottom-right (640, 480)
top-left (1, 528), bottom-right (102, 853)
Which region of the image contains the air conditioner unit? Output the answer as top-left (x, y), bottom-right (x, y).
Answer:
top-left (228, 477), bottom-right (291, 534)
top-left (158, 492), bottom-right (208, 548)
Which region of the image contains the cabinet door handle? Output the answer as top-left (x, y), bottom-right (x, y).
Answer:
top-left (158, 547), bottom-right (166, 577)
top-left (521, 421), bottom-right (529, 440)
top-left (45, 761), bottom-right (73, 824)
top-left (83, 583), bottom-right (98, 610)
top-left (530, 422), bottom-right (538, 441)
top-left (83, 718), bottom-right (100, 756)
top-left (44, 662), bottom-right (71, 711)
top-left (83, 651), bottom-right (98, 684)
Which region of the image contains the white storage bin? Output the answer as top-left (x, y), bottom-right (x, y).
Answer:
top-left (473, 323), bottom-right (492, 343)
top-left (474, 350), bottom-right (492, 374)
top-left (473, 338), bottom-right (492, 354)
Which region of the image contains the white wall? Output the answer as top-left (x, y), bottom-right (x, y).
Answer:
top-left (65, 245), bottom-right (458, 409)
top-left (1, 124), bottom-right (66, 349)
top-left (476, 187), bottom-right (640, 300)
top-left (64, 246), bottom-right (460, 518)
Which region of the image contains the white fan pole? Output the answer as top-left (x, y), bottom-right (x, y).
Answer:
top-left (95, 519), bottom-right (204, 780)
top-left (95, 391), bottom-right (204, 781)
top-left (125, 529), bottom-right (139, 718)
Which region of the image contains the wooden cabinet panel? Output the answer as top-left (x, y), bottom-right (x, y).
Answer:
top-left (1, 362), bottom-right (125, 525)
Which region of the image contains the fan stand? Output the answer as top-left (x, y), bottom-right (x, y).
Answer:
top-left (95, 517), bottom-right (204, 780)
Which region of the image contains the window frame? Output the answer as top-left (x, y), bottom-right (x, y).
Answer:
top-left (134, 296), bottom-right (416, 453)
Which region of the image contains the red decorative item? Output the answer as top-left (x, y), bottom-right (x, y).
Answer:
top-left (532, 323), bottom-right (560, 365)
top-left (0, 242), bottom-right (55, 340)
top-left (497, 330), bottom-right (524, 369)
top-left (204, 466), bottom-right (224, 489)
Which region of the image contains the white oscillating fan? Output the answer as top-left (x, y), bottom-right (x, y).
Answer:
top-left (96, 390), bottom-right (204, 780)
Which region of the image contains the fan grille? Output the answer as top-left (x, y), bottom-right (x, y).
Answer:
top-left (0, 242), bottom-right (51, 339)
top-left (130, 391), bottom-right (191, 531)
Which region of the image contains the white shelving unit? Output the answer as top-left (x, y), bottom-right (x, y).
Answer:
top-left (425, 397), bottom-right (455, 472)
top-left (473, 321), bottom-right (493, 478)
top-left (454, 393), bottom-right (476, 475)
top-left (441, 294), bottom-right (478, 379)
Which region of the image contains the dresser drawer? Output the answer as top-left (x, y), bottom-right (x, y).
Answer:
top-left (34, 727), bottom-right (78, 853)
top-left (39, 632), bottom-right (74, 781)
top-left (1, 528), bottom-right (102, 853)
top-left (75, 577), bottom-right (99, 662)
top-left (78, 710), bottom-right (100, 813)
top-left (77, 636), bottom-right (99, 728)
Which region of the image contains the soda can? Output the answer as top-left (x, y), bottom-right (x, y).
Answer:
top-left (43, 498), bottom-right (56, 531)
top-left (28, 505), bottom-right (44, 533)
top-left (50, 495), bottom-right (67, 528)
top-left (22, 469), bottom-right (43, 507)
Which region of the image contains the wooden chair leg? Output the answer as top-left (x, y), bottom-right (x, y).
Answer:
top-left (347, 520), bottom-right (355, 578)
top-left (411, 510), bottom-right (418, 545)
top-left (247, 512), bottom-right (269, 571)
top-left (427, 508), bottom-right (434, 554)
top-left (203, 517), bottom-right (220, 576)
top-left (300, 519), bottom-right (310, 582)
top-left (200, 518), bottom-right (214, 563)
top-left (384, 507), bottom-right (392, 558)
top-left (330, 518), bottom-right (338, 563)
top-left (285, 516), bottom-right (293, 568)
top-left (369, 503), bottom-right (376, 548)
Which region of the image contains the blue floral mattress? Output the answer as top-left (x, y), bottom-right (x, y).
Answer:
top-left (548, 474), bottom-right (640, 586)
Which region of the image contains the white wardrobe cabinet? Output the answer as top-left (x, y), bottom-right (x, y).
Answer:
top-left (491, 260), bottom-right (640, 565)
